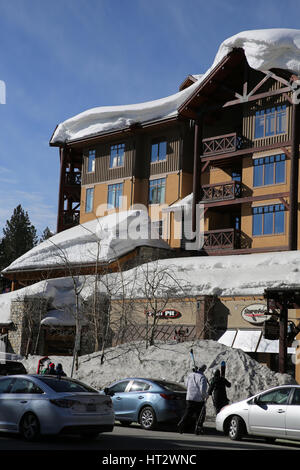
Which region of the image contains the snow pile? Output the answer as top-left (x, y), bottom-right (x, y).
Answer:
top-left (2, 210), bottom-right (170, 274)
top-left (50, 29), bottom-right (300, 144)
top-left (21, 340), bottom-right (296, 419)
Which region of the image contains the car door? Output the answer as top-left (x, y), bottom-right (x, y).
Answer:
top-left (121, 380), bottom-right (152, 419)
top-left (4, 378), bottom-right (44, 429)
top-left (248, 387), bottom-right (292, 438)
top-left (285, 387), bottom-right (300, 440)
top-left (108, 380), bottom-right (131, 417)
top-left (0, 377), bottom-right (15, 431)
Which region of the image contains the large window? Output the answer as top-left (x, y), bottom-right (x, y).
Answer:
top-left (149, 178), bottom-right (166, 204)
top-left (254, 105), bottom-right (286, 139)
top-left (110, 143), bottom-right (125, 168)
top-left (87, 150), bottom-right (95, 173)
top-left (253, 154), bottom-right (286, 187)
top-left (252, 204), bottom-right (285, 236)
top-left (85, 187), bottom-right (94, 213)
top-left (107, 183), bottom-right (123, 209)
top-left (151, 140), bottom-right (167, 163)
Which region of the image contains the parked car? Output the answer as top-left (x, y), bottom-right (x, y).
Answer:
top-left (0, 360), bottom-right (27, 376)
top-left (103, 377), bottom-right (186, 430)
top-left (216, 384), bottom-right (300, 443)
top-left (0, 374), bottom-right (114, 441)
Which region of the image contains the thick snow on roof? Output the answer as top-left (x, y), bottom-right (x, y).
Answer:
top-left (50, 29), bottom-right (300, 144)
top-left (1, 250), bottom-right (300, 326)
top-left (2, 210), bottom-right (171, 274)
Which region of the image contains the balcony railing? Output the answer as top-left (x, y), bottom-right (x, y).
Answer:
top-left (202, 132), bottom-right (245, 156)
top-left (201, 181), bottom-right (242, 203)
top-left (203, 228), bottom-right (240, 250)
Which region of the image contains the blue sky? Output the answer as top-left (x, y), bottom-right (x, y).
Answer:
top-left (0, 0), bottom-right (299, 237)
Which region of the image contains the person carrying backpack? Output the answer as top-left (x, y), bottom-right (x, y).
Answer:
top-left (208, 368), bottom-right (231, 414)
top-left (177, 363), bottom-right (208, 434)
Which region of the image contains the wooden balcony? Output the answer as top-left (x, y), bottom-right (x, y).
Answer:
top-left (201, 181), bottom-right (242, 203)
top-left (203, 228), bottom-right (240, 251)
top-left (202, 132), bottom-right (245, 156)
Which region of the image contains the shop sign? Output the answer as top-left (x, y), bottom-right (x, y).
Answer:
top-left (241, 304), bottom-right (272, 325)
top-left (145, 309), bottom-right (182, 319)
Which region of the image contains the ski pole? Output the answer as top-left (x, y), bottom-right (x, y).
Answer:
top-left (190, 348), bottom-right (196, 370)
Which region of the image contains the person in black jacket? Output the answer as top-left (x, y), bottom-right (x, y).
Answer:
top-left (208, 369), bottom-right (231, 414)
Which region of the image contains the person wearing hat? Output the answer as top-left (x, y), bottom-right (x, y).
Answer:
top-left (208, 368), bottom-right (231, 414)
top-left (177, 363), bottom-right (208, 434)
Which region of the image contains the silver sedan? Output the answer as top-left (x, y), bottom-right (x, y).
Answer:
top-left (216, 384), bottom-right (300, 443)
top-left (0, 374), bottom-right (114, 441)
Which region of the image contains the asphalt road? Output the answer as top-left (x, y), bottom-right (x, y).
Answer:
top-left (0, 421), bottom-right (300, 459)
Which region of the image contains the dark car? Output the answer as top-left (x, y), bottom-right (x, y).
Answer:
top-left (103, 377), bottom-right (186, 430)
top-left (0, 360), bottom-right (27, 376)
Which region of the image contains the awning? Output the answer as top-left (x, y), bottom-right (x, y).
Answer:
top-left (218, 329), bottom-right (295, 354)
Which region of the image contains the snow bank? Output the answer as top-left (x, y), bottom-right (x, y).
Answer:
top-left (21, 340), bottom-right (296, 419)
top-left (50, 29), bottom-right (300, 144)
top-left (2, 210), bottom-right (170, 274)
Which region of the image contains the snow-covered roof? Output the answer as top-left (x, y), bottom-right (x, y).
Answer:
top-left (50, 29), bottom-right (300, 145)
top-left (2, 210), bottom-right (171, 275)
top-left (1, 250), bottom-right (300, 326)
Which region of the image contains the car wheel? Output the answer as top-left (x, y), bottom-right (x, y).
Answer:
top-left (228, 415), bottom-right (244, 441)
top-left (139, 406), bottom-right (157, 430)
top-left (20, 413), bottom-right (40, 442)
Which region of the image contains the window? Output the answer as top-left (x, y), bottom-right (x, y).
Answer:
top-left (85, 187), bottom-right (94, 213)
top-left (0, 377), bottom-right (13, 393)
top-left (87, 150), bottom-right (95, 173)
top-left (109, 381), bottom-right (130, 393)
top-left (252, 204), bottom-right (285, 236)
top-left (110, 143), bottom-right (125, 168)
top-left (257, 388), bottom-right (291, 405)
top-left (10, 378), bottom-right (43, 394)
top-left (291, 389), bottom-right (300, 405)
top-left (254, 105), bottom-right (286, 139)
top-left (38, 377), bottom-right (98, 393)
top-left (149, 178), bottom-right (166, 204)
top-left (253, 154), bottom-right (286, 187)
top-left (107, 183), bottom-right (123, 209)
top-left (129, 381), bottom-right (151, 392)
top-left (151, 140), bottom-right (167, 163)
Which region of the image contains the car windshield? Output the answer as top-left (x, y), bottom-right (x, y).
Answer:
top-left (37, 377), bottom-right (98, 393)
top-left (154, 380), bottom-right (186, 392)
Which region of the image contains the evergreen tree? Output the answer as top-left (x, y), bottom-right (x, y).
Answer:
top-left (40, 226), bottom-right (54, 243)
top-left (0, 205), bottom-right (37, 270)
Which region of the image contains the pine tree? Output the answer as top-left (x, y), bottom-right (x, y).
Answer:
top-left (40, 226), bottom-right (54, 243)
top-left (0, 205), bottom-right (38, 270)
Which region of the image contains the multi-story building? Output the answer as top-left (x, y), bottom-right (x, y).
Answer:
top-left (51, 48), bottom-right (300, 258)
top-left (179, 48), bottom-right (299, 255)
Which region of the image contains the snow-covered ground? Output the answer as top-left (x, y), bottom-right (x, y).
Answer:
top-left (22, 340), bottom-right (296, 420)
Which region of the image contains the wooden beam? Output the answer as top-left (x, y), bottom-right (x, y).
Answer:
top-left (201, 160), bottom-right (210, 173)
top-left (289, 102), bottom-right (300, 250)
top-left (223, 86), bottom-right (291, 108)
top-left (201, 141), bottom-right (292, 163)
top-left (279, 197), bottom-right (290, 210)
top-left (202, 191), bottom-right (290, 208)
